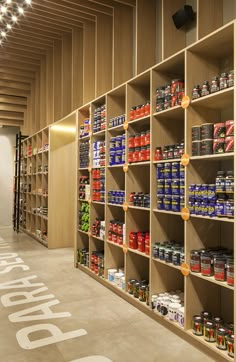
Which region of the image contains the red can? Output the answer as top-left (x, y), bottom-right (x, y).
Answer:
top-left (137, 233), bottom-right (145, 253)
top-left (145, 244), bottom-right (150, 255)
top-left (133, 149), bottom-right (140, 163)
top-left (128, 136), bottom-right (135, 148)
top-left (146, 146), bottom-right (150, 161)
top-left (145, 131), bottom-right (150, 145)
top-left (140, 148), bottom-right (146, 161)
top-left (130, 107), bottom-right (136, 121)
top-left (129, 232), bottom-right (138, 249)
top-left (171, 94), bottom-right (178, 108)
top-left (113, 222), bottom-right (118, 234)
top-left (108, 231), bottom-right (112, 241)
top-left (140, 132), bottom-right (146, 147)
top-left (117, 235), bottom-right (123, 245)
top-left (128, 149), bottom-right (134, 163)
top-left (134, 134), bottom-right (141, 148)
top-left (226, 120), bottom-right (234, 136)
top-left (225, 136), bottom-right (234, 153)
top-left (145, 102), bottom-right (150, 116)
top-left (140, 104), bottom-right (145, 118)
top-left (135, 105), bottom-right (141, 119)
top-left (154, 147), bottom-right (162, 161)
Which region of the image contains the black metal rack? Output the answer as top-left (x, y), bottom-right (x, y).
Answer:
top-left (13, 132), bottom-right (27, 233)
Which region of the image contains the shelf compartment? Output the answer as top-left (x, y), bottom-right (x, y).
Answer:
top-left (186, 330), bottom-right (232, 362)
top-left (128, 248), bottom-right (150, 259)
top-left (151, 211), bottom-right (184, 250)
top-left (185, 275), bottom-right (233, 332)
top-left (107, 84), bottom-right (126, 131)
top-left (126, 164), bottom-right (150, 201)
top-left (152, 258), bottom-right (181, 271)
top-left (151, 259), bottom-right (184, 296)
top-left (126, 251), bottom-right (150, 286)
top-left (190, 271), bottom-right (234, 291)
top-left (127, 70), bottom-right (150, 123)
top-left (105, 242), bottom-right (124, 279)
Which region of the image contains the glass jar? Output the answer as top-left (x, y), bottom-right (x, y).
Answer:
top-left (226, 257), bottom-right (234, 286)
top-left (204, 321), bottom-right (216, 343)
top-left (211, 76), bottom-right (219, 93)
top-left (214, 256), bottom-right (226, 282)
top-left (192, 85), bottom-right (201, 99)
top-left (192, 315), bottom-right (203, 336)
top-left (201, 311), bottom-right (212, 324)
top-left (227, 334), bottom-right (234, 358)
top-left (127, 279), bottom-right (137, 294)
top-left (228, 70), bottom-right (234, 87)
top-left (133, 282), bottom-right (140, 298)
top-left (201, 81), bottom-right (210, 96)
top-left (219, 72), bottom-right (228, 90)
top-left (201, 251), bottom-right (214, 276)
top-left (190, 250), bottom-right (201, 273)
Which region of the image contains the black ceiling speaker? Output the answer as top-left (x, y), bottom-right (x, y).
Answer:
top-left (172, 5), bottom-right (195, 29)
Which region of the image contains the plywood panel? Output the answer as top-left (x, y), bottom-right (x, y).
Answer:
top-left (62, 33), bottom-right (73, 117)
top-left (48, 141), bottom-right (76, 248)
top-left (198, 0), bottom-right (223, 40)
top-left (53, 39), bottom-right (62, 122)
top-left (40, 56), bottom-right (47, 130)
top-left (46, 47), bottom-right (54, 125)
top-left (96, 13), bottom-right (113, 96)
top-left (113, 3), bottom-right (134, 86)
top-left (83, 21), bottom-right (95, 103)
top-left (136, 0), bottom-right (157, 74)
top-left (72, 27), bottom-right (84, 109)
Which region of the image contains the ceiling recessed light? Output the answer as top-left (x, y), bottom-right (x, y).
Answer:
top-left (0, 5), bottom-right (7, 14)
top-left (18, 7), bottom-right (24, 15)
top-left (1, 31), bottom-right (6, 37)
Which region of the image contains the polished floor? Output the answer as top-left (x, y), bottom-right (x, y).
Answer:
top-left (0, 227), bottom-right (220, 362)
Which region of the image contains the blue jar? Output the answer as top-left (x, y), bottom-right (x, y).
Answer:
top-left (208, 184), bottom-right (216, 201)
top-left (157, 179), bottom-right (165, 195)
top-left (165, 179), bottom-right (172, 195)
top-left (108, 191), bottom-right (112, 203)
top-left (201, 201), bottom-right (208, 216)
top-left (201, 184), bottom-right (208, 201)
top-left (215, 195), bottom-right (226, 217)
top-left (225, 197), bottom-right (234, 218)
top-left (172, 179), bottom-right (180, 195)
top-left (180, 179), bottom-right (185, 196)
top-left (189, 184), bottom-right (196, 201)
top-left (110, 138), bottom-right (116, 151)
top-left (115, 150), bottom-right (122, 165)
top-left (157, 164), bottom-right (164, 179)
top-left (216, 171), bottom-right (226, 193)
top-left (180, 196), bottom-right (185, 210)
top-left (172, 196), bottom-right (180, 212)
top-left (208, 202), bottom-right (216, 217)
top-left (188, 200), bottom-right (195, 214)
top-left (157, 195), bottom-right (164, 210)
top-left (164, 196), bottom-right (172, 211)
top-left (180, 164), bottom-right (185, 179)
top-left (164, 162), bottom-right (172, 179)
top-left (116, 136), bottom-right (122, 149)
top-left (194, 201), bottom-right (202, 215)
top-left (109, 150), bottom-right (116, 166)
top-left (122, 150), bottom-right (126, 164)
top-left (122, 134), bottom-right (126, 149)
top-left (172, 162), bottom-right (180, 178)
top-left (195, 184), bottom-right (202, 201)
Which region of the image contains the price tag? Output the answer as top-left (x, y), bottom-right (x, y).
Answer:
top-left (123, 164), bottom-right (128, 173)
top-left (181, 207), bottom-right (190, 221)
top-left (180, 262), bottom-right (190, 276)
top-left (123, 121), bottom-right (129, 130)
top-left (181, 153), bottom-right (190, 166)
top-left (123, 202), bottom-right (128, 212)
top-left (123, 243), bottom-right (128, 254)
top-left (181, 95), bottom-right (190, 109)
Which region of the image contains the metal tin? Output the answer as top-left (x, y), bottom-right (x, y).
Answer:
top-left (164, 196), bottom-right (172, 211)
top-left (225, 136), bottom-right (234, 153)
top-left (157, 195), bottom-right (164, 210)
top-left (208, 202), bottom-right (216, 217)
top-left (157, 179), bottom-right (165, 195)
top-left (164, 179), bottom-right (172, 195)
top-left (192, 141), bottom-right (201, 156)
top-left (208, 184), bottom-right (216, 201)
top-left (164, 162), bottom-right (172, 179)
top-left (226, 120), bottom-right (234, 136)
top-left (214, 123), bottom-right (226, 139)
top-left (180, 164), bottom-right (185, 179)
top-left (192, 125), bottom-right (201, 141)
top-left (180, 179), bottom-right (185, 196)
top-left (201, 139), bottom-right (213, 155)
top-left (215, 196), bottom-right (226, 217)
top-left (201, 123), bottom-right (214, 140)
top-left (213, 138), bottom-right (225, 154)
top-left (157, 163), bottom-right (164, 179)
top-left (188, 200), bottom-right (195, 214)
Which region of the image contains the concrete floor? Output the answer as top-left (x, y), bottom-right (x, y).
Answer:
top-left (0, 227), bottom-right (220, 362)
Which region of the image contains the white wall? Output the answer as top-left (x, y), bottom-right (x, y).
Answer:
top-left (0, 127), bottom-right (19, 226)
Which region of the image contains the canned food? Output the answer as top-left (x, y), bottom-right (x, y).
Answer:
top-left (214, 123), bottom-right (226, 138)
top-left (190, 250), bottom-right (201, 273)
top-left (192, 125), bottom-right (201, 141)
top-left (201, 139), bottom-right (213, 155)
top-left (213, 138), bottom-right (225, 154)
top-left (226, 120), bottom-right (234, 136)
top-left (204, 321), bottom-right (216, 343)
top-left (192, 315), bottom-right (203, 336)
top-left (201, 123), bottom-right (213, 140)
top-left (192, 141), bottom-right (201, 156)
top-left (225, 136), bottom-right (234, 153)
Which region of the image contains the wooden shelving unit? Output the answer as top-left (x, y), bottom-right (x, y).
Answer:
top-left (76, 20), bottom-right (235, 361)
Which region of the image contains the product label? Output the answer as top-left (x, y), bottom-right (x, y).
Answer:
top-left (190, 260), bottom-right (201, 273)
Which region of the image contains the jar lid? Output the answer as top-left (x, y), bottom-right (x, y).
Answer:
top-left (193, 315), bottom-right (202, 321)
top-left (226, 170), bottom-right (234, 176)
top-left (217, 170), bottom-right (225, 176)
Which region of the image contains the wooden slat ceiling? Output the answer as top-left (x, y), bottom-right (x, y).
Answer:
top-left (0, 0), bottom-right (136, 128)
